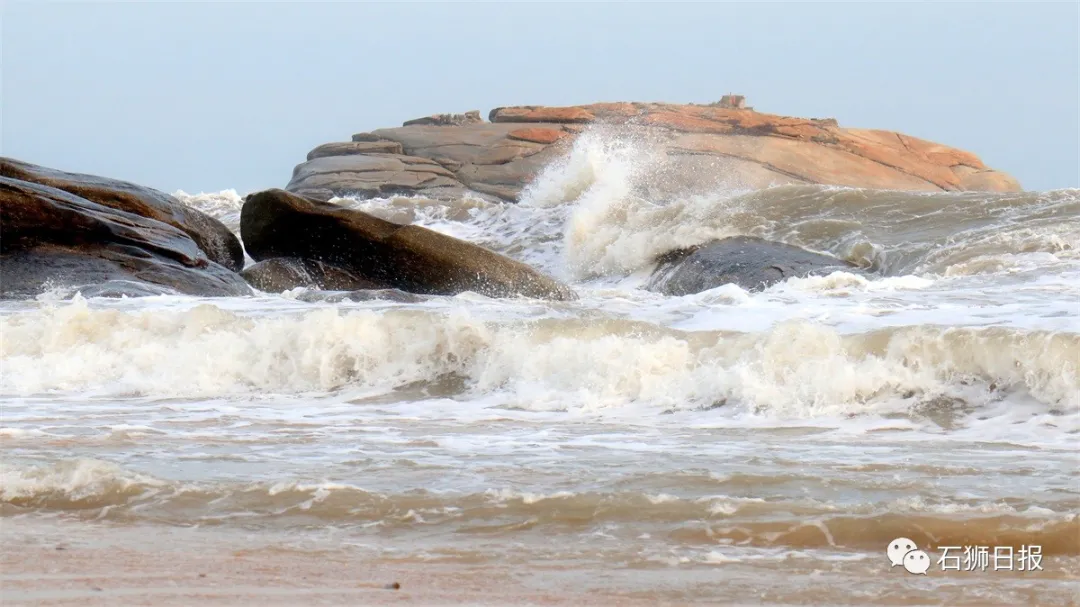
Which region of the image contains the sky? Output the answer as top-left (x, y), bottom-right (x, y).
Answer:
top-left (3, 2), bottom-right (1078, 194)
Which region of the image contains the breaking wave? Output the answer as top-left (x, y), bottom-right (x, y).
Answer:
top-left (173, 188), bottom-right (245, 233)
top-left (2, 297), bottom-right (1075, 415)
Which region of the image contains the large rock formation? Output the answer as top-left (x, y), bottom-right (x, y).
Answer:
top-left (1, 176), bottom-right (250, 298)
top-left (240, 189), bottom-right (575, 300)
top-left (286, 101), bottom-right (1021, 201)
top-left (647, 237), bottom-right (859, 295)
top-left (1, 158), bottom-right (244, 272)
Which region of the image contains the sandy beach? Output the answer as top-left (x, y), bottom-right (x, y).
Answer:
top-left (4, 515), bottom-right (1078, 606)
top-left (2, 518), bottom-right (679, 607)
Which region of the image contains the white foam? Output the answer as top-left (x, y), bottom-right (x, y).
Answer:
top-left (519, 128), bottom-right (751, 278)
top-left (2, 299), bottom-right (1075, 419)
top-left (0, 458), bottom-right (164, 501)
top-left (173, 189), bottom-right (245, 232)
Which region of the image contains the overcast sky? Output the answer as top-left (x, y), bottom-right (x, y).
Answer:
top-left (3, 2), bottom-right (1077, 193)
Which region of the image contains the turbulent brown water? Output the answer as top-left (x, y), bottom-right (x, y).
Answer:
top-left (2, 132), bottom-right (1078, 604)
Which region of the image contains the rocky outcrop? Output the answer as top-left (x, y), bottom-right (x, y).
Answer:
top-left (242, 258), bottom-right (382, 292)
top-left (1, 157), bottom-right (244, 271)
top-left (240, 189), bottom-right (575, 300)
top-left (647, 237), bottom-right (859, 295)
top-left (287, 101), bottom-right (1021, 202)
top-left (0, 176), bottom-right (250, 298)
top-left (403, 110), bottom-right (483, 127)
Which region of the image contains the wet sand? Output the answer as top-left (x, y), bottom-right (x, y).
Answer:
top-left (3, 517), bottom-right (1078, 606)
top-left (1, 520), bottom-right (658, 606)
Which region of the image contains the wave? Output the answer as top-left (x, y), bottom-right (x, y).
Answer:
top-left (172, 189), bottom-right (245, 234)
top-left (2, 298), bottom-right (1075, 414)
top-left (4, 459), bottom-right (1077, 555)
top-left (516, 127), bottom-right (1080, 279)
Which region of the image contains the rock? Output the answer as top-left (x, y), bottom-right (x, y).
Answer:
top-left (242, 258), bottom-right (384, 292)
top-left (667, 133), bottom-right (949, 191)
top-left (370, 123), bottom-right (548, 164)
top-left (240, 189), bottom-right (575, 300)
top-left (507, 127), bottom-right (568, 145)
top-left (286, 101), bottom-right (1021, 202)
top-left (489, 106), bottom-right (596, 124)
top-left (952, 165), bottom-right (1023, 192)
top-left (286, 153), bottom-right (468, 201)
top-left (713, 94), bottom-right (750, 110)
top-left (289, 123), bottom-right (570, 201)
top-left (0, 157), bottom-right (244, 271)
top-left (647, 237), bottom-right (859, 295)
top-left (0, 177), bottom-right (250, 298)
top-left (403, 110), bottom-right (482, 127)
top-left (306, 141), bottom-right (404, 160)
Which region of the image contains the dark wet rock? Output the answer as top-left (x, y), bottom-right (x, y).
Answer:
top-left (241, 189), bottom-right (575, 300)
top-left (55, 280), bottom-right (180, 298)
top-left (1, 177), bottom-right (250, 298)
top-left (647, 236), bottom-right (859, 295)
top-left (242, 257), bottom-right (384, 292)
top-left (0, 157), bottom-right (244, 271)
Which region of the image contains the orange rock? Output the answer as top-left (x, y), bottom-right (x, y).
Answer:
top-left (640, 111), bottom-right (735, 135)
top-left (897, 133), bottom-right (986, 169)
top-left (507, 127), bottom-right (568, 145)
top-left (297, 101), bottom-right (1020, 198)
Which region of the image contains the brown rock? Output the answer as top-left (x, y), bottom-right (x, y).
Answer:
top-left (242, 258), bottom-right (384, 292)
top-left (0, 157), bottom-right (244, 271)
top-left (507, 128), bottom-right (568, 145)
top-left (240, 189), bottom-right (576, 300)
top-left (1, 177), bottom-right (249, 298)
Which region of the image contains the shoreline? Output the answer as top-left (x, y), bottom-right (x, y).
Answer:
top-left (3, 516), bottom-right (1077, 606)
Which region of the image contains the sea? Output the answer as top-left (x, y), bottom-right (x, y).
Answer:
top-left (2, 131), bottom-right (1078, 604)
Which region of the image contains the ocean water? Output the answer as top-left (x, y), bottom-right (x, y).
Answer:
top-left (2, 130), bottom-right (1078, 604)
